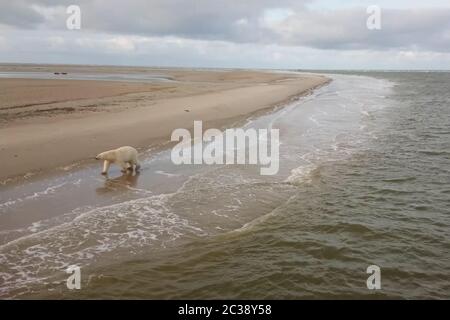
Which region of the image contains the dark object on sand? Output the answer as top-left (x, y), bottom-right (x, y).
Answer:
top-left (184, 109), bottom-right (190, 112)
top-left (54, 72), bottom-right (60, 75)
top-left (62, 72), bottom-right (67, 75)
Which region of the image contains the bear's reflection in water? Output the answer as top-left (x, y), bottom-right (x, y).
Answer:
top-left (96, 171), bottom-right (140, 194)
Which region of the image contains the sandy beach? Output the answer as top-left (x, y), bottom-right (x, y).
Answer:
top-left (0, 65), bottom-right (329, 181)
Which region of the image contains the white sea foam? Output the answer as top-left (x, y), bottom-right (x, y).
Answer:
top-left (0, 191), bottom-right (205, 297)
top-left (0, 181), bottom-right (68, 211)
top-left (155, 170), bottom-right (182, 178)
top-left (285, 164), bottom-right (318, 184)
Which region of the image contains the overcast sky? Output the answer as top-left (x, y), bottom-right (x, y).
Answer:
top-left (0, 0), bottom-right (449, 69)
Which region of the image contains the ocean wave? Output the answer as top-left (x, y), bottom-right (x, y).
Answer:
top-left (0, 181), bottom-right (69, 212)
top-left (0, 192), bottom-right (205, 297)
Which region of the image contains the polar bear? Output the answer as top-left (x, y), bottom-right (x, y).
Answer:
top-left (95, 146), bottom-right (140, 175)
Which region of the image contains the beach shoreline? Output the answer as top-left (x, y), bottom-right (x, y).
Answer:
top-left (0, 66), bottom-right (329, 181)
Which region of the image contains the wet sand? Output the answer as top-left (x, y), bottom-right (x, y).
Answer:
top-left (0, 65), bottom-right (329, 181)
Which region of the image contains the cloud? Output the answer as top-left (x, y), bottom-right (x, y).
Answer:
top-left (2, 29), bottom-right (450, 70)
top-left (0, 36), bottom-right (6, 50)
top-left (269, 8), bottom-right (450, 52)
top-left (0, 1), bottom-right (306, 38)
top-left (0, 0), bottom-right (449, 68)
top-left (105, 37), bottom-right (136, 52)
top-left (0, 1), bottom-right (45, 28)
top-left (1, 0), bottom-right (450, 53)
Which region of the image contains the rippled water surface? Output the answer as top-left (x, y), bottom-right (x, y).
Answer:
top-left (0, 71), bottom-right (173, 82)
top-left (0, 72), bottom-right (449, 298)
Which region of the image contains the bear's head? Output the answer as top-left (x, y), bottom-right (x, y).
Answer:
top-left (95, 151), bottom-right (109, 161)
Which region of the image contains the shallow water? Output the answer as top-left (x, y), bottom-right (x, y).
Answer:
top-left (0, 71), bottom-right (173, 82)
top-left (0, 72), bottom-right (449, 298)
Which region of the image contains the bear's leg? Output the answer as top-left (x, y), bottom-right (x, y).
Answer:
top-left (118, 161), bottom-right (129, 173)
top-left (130, 159), bottom-right (140, 172)
top-left (102, 160), bottom-right (111, 175)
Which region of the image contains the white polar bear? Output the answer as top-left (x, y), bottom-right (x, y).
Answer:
top-left (95, 146), bottom-right (140, 175)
